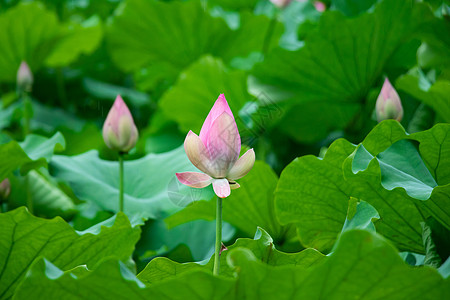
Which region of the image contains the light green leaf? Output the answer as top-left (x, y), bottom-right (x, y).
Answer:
top-left (166, 161), bottom-right (292, 242)
top-left (341, 199), bottom-right (379, 233)
top-left (0, 132), bottom-right (65, 181)
top-left (50, 146), bottom-right (214, 219)
top-left (252, 0), bottom-right (434, 142)
top-left (8, 170), bottom-right (76, 218)
top-left (0, 208), bottom-right (140, 299)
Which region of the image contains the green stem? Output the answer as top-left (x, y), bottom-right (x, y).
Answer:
top-left (213, 196), bottom-right (223, 276)
top-left (118, 152), bottom-right (124, 212)
top-left (25, 175), bottom-right (33, 214)
top-left (22, 93), bottom-right (31, 137)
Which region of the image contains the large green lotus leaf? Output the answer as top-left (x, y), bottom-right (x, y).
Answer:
top-left (397, 74), bottom-right (450, 123)
top-left (50, 146), bottom-right (214, 219)
top-left (209, 0), bottom-right (259, 11)
top-left (229, 230), bottom-right (447, 299)
top-left (275, 138), bottom-right (355, 252)
top-left (44, 15), bottom-right (103, 67)
top-left (0, 132), bottom-right (65, 181)
top-left (137, 219), bottom-right (236, 262)
top-left (276, 121), bottom-right (449, 253)
top-left (166, 161), bottom-right (293, 242)
top-left (0, 2), bottom-right (59, 82)
top-left (411, 123), bottom-right (450, 186)
top-left (14, 258), bottom-right (236, 300)
top-left (8, 170), bottom-right (76, 218)
top-left (344, 122), bottom-right (450, 230)
top-left (0, 208), bottom-right (140, 300)
top-left (15, 230), bottom-right (447, 299)
top-left (159, 56), bottom-right (250, 135)
top-left (252, 0), bottom-right (434, 142)
top-left (331, 0), bottom-right (378, 16)
top-left (0, 3), bottom-right (103, 82)
top-left (106, 0), bottom-right (281, 79)
top-left (137, 227), bottom-right (324, 284)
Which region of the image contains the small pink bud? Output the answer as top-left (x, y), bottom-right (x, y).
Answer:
top-left (102, 95), bottom-right (139, 153)
top-left (270, 0), bottom-right (293, 8)
top-left (376, 78), bottom-right (404, 123)
top-left (17, 61), bottom-right (33, 92)
top-left (313, 1), bottom-right (326, 12)
top-left (0, 178), bottom-right (11, 201)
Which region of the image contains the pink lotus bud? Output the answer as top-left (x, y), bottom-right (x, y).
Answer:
top-left (176, 94), bottom-right (255, 198)
top-left (0, 178), bottom-right (11, 201)
top-left (270, 0), bottom-right (293, 8)
top-left (376, 78), bottom-right (403, 122)
top-left (102, 95), bottom-right (138, 153)
top-left (313, 1), bottom-right (326, 12)
top-left (17, 61), bottom-right (33, 92)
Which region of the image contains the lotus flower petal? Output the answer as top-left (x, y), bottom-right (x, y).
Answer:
top-left (227, 149), bottom-right (255, 180)
top-left (206, 112), bottom-right (241, 177)
top-left (199, 94), bottom-right (234, 145)
top-left (184, 130), bottom-right (216, 175)
top-left (228, 180), bottom-right (240, 190)
top-left (176, 172), bottom-right (212, 188)
top-left (212, 178), bottom-right (230, 198)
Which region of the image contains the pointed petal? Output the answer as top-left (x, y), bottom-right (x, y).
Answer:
top-left (199, 94), bottom-right (234, 145)
top-left (227, 149), bottom-right (255, 180)
top-left (228, 180), bottom-right (240, 190)
top-left (206, 112), bottom-right (241, 177)
top-left (176, 172), bottom-right (212, 188)
top-left (184, 131), bottom-right (215, 175)
top-left (212, 178), bottom-right (230, 198)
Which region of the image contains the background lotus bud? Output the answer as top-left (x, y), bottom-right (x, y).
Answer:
top-left (313, 1), bottom-right (326, 12)
top-left (176, 94), bottom-right (255, 198)
top-left (102, 95), bottom-right (138, 153)
top-left (0, 178), bottom-right (11, 201)
top-left (376, 78), bottom-right (403, 122)
top-left (17, 61), bottom-right (33, 93)
top-left (270, 0), bottom-right (293, 8)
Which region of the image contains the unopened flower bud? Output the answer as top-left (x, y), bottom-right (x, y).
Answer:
top-left (376, 78), bottom-right (404, 122)
top-left (102, 95), bottom-right (138, 153)
top-left (313, 1), bottom-right (326, 12)
top-left (270, 0), bottom-right (293, 8)
top-left (17, 61), bottom-right (33, 93)
top-left (0, 178), bottom-right (11, 202)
